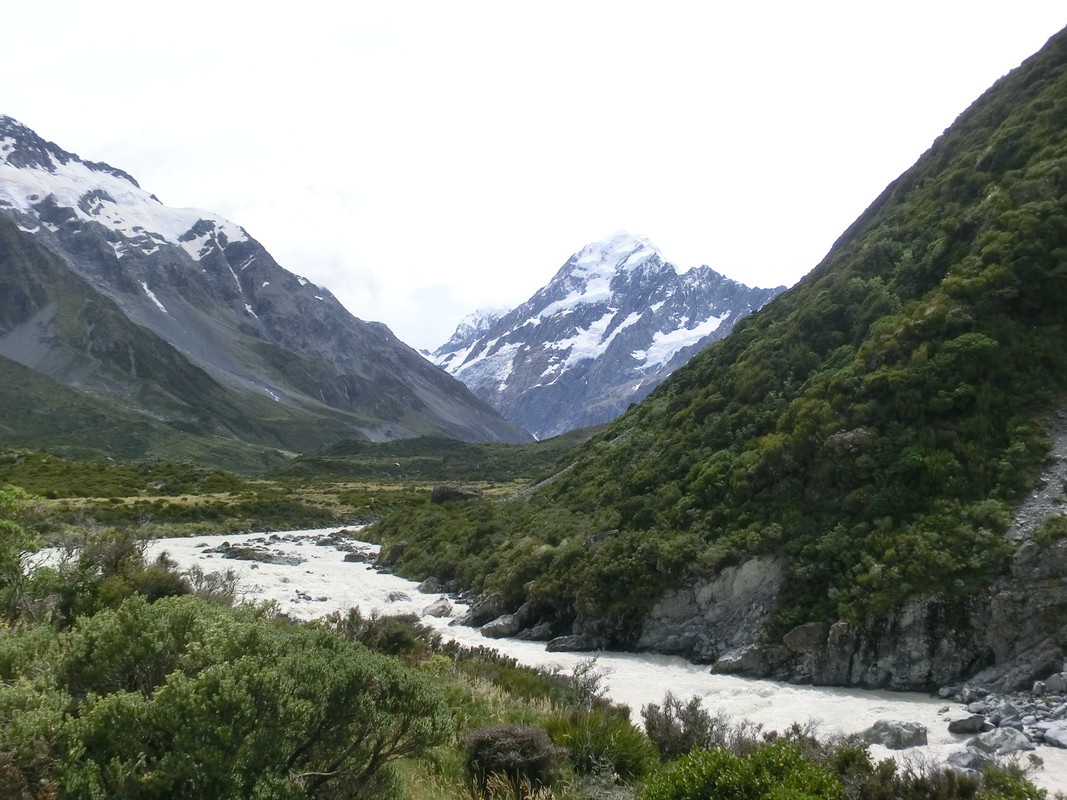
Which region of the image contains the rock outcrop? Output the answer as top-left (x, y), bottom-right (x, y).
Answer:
top-left (637, 557), bottom-right (784, 671)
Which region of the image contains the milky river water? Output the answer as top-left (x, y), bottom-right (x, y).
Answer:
top-left (146, 528), bottom-right (1067, 793)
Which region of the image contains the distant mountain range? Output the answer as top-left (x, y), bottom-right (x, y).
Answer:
top-left (0, 116), bottom-right (530, 468)
top-left (432, 231), bottom-right (784, 439)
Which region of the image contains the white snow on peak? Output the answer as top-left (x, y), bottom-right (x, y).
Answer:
top-left (459, 307), bottom-right (508, 332)
top-left (0, 133), bottom-right (248, 261)
top-left (570, 229), bottom-right (660, 277)
top-left (537, 231), bottom-right (662, 320)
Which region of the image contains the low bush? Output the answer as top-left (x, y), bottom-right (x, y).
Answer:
top-left (465, 724), bottom-right (563, 793)
top-left (639, 739), bottom-right (843, 800)
top-left (642, 691), bottom-right (734, 761)
top-left (544, 707), bottom-right (656, 781)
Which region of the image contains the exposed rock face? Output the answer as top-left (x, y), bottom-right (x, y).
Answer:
top-left (969, 538), bottom-right (1067, 690)
top-left (433, 231), bottom-right (783, 439)
top-left (637, 557), bottom-right (784, 670)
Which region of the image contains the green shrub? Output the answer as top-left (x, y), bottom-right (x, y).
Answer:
top-left (639, 740), bottom-right (843, 800)
top-left (0, 595), bottom-right (453, 799)
top-left (545, 707), bottom-right (656, 781)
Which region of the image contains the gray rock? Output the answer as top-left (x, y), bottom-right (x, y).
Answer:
top-left (460, 592), bottom-right (511, 628)
top-left (948, 714), bottom-right (988, 734)
top-left (969, 727), bottom-right (1034, 755)
top-left (711, 644), bottom-right (776, 676)
top-left (968, 733), bottom-right (1032, 759)
top-left (417, 576), bottom-right (443, 594)
top-left (546, 634), bottom-right (600, 652)
top-left (638, 556), bottom-right (783, 665)
top-left (481, 614), bottom-right (522, 639)
top-left (1046, 672), bottom-right (1067, 693)
top-left (386, 591), bottom-right (411, 603)
top-left (343, 551), bottom-right (373, 563)
top-left (783, 621), bottom-right (829, 653)
top-left (516, 622), bottom-right (554, 641)
top-left (861, 720), bottom-right (928, 750)
top-left (946, 748), bottom-right (992, 772)
top-left (1042, 721), bottom-right (1067, 748)
top-left (422, 597), bottom-right (453, 618)
top-left (380, 540), bottom-right (407, 566)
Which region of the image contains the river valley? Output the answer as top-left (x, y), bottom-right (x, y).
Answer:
top-left (146, 527), bottom-right (1067, 793)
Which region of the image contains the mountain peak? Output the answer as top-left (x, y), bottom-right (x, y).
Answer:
top-left (563, 229), bottom-right (663, 279)
top-left (434, 231), bottom-right (783, 438)
top-left (0, 115), bottom-right (250, 262)
top-left (0, 115), bottom-right (140, 186)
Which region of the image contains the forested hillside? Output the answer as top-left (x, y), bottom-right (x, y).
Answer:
top-left (373, 26), bottom-right (1067, 686)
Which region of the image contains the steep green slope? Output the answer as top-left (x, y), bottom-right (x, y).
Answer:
top-left (374, 26), bottom-right (1067, 674)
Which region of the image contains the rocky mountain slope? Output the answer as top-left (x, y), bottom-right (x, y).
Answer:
top-left (0, 117), bottom-right (530, 466)
top-left (376, 25), bottom-right (1067, 691)
top-left (433, 231), bottom-right (783, 439)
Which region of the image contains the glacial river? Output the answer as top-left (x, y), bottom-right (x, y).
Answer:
top-left (147, 528), bottom-right (1067, 793)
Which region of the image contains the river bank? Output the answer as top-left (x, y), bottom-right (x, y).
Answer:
top-left (146, 527), bottom-right (1067, 793)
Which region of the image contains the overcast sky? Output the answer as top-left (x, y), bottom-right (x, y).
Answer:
top-left (3, 3), bottom-right (1064, 350)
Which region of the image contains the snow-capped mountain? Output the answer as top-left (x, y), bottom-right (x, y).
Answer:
top-left (432, 231), bottom-right (784, 439)
top-left (432, 307), bottom-right (507, 358)
top-left (0, 116), bottom-right (531, 459)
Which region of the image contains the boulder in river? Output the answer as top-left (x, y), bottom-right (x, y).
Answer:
top-left (969, 727), bottom-right (1034, 756)
top-left (861, 720), bottom-right (928, 750)
top-left (481, 614), bottom-right (522, 639)
top-left (546, 634), bottom-right (601, 652)
top-left (423, 598), bottom-right (453, 618)
top-left (948, 714), bottom-right (989, 734)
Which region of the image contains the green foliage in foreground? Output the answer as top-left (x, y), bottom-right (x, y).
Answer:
top-left (373, 27), bottom-right (1067, 638)
top-left (637, 738), bottom-right (1046, 800)
top-left (0, 488), bottom-right (1051, 800)
top-left (0, 596), bottom-right (452, 799)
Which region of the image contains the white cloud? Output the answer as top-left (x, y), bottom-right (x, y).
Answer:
top-left (2, 1), bottom-right (1064, 349)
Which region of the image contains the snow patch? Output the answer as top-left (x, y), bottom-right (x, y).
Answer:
top-left (0, 146), bottom-right (248, 261)
top-left (639, 313), bottom-right (727, 368)
top-left (550, 309), bottom-right (644, 367)
top-left (139, 281), bottom-right (168, 314)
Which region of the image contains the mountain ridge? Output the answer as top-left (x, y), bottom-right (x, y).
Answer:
top-left (0, 116), bottom-right (532, 465)
top-left (433, 230), bottom-right (784, 438)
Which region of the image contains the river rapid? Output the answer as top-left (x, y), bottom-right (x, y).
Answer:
top-left (146, 527), bottom-right (1067, 793)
